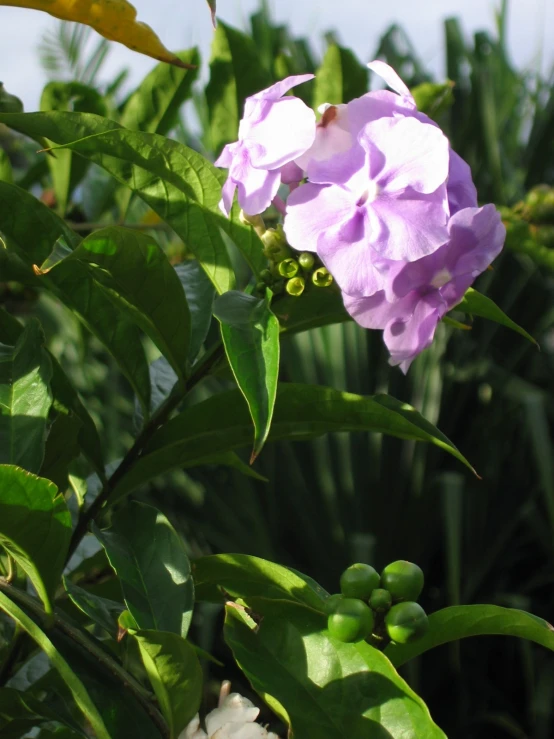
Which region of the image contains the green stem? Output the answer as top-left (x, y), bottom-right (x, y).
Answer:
top-left (67, 341), bottom-right (225, 561)
top-left (0, 579), bottom-right (168, 737)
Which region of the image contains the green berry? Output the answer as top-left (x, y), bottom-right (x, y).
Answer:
top-left (298, 252), bottom-right (315, 270)
top-left (340, 563), bottom-right (380, 600)
top-left (327, 598), bottom-right (375, 643)
top-left (286, 276), bottom-right (305, 296)
top-left (278, 258), bottom-right (300, 278)
top-left (312, 267), bottom-right (333, 287)
top-left (385, 602), bottom-right (429, 644)
top-left (324, 593), bottom-right (344, 615)
top-left (380, 560), bottom-right (424, 602)
top-left (369, 588), bottom-right (393, 613)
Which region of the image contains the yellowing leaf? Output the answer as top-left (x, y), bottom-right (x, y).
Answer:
top-left (0, 0), bottom-right (196, 69)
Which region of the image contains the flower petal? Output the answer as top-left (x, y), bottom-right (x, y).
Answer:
top-left (448, 150), bottom-right (478, 213)
top-left (284, 182), bottom-right (354, 253)
top-left (235, 165), bottom-right (281, 215)
top-left (367, 60), bottom-right (415, 102)
top-left (384, 294), bottom-right (443, 372)
top-left (220, 177), bottom-right (237, 216)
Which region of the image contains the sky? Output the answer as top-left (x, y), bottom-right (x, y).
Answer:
top-left (0, 0), bottom-right (552, 110)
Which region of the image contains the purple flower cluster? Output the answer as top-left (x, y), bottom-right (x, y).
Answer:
top-left (215, 61), bottom-right (505, 372)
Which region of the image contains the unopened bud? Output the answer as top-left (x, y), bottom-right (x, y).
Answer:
top-left (286, 276), bottom-right (305, 296)
top-left (278, 258), bottom-right (300, 278)
top-left (239, 210), bottom-right (265, 230)
top-left (523, 185), bottom-right (554, 224)
top-left (261, 226), bottom-right (291, 261)
top-left (259, 269), bottom-right (273, 285)
top-left (298, 252), bottom-right (315, 270)
top-left (312, 267), bottom-right (333, 287)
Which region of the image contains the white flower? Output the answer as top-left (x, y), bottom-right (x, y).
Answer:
top-left (180, 693), bottom-right (280, 739)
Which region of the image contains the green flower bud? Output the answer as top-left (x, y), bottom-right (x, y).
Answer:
top-left (312, 267), bottom-right (333, 287)
top-left (381, 561), bottom-right (424, 602)
top-left (278, 258), bottom-right (300, 278)
top-left (385, 602), bottom-right (429, 644)
top-left (259, 269), bottom-right (274, 285)
top-left (327, 598), bottom-right (375, 643)
top-left (298, 252), bottom-right (315, 270)
top-left (369, 588), bottom-right (393, 613)
top-left (286, 276), bottom-right (305, 296)
top-left (324, 593), bottom-right (344, 615)
top-left (340, 563), bottom-right (380, 600)
top-left (261, 226), bottom-right (291, 261)
top-left (239, 210), bottom-right (265, 231)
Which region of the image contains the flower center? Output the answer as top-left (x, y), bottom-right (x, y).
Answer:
top-left (357, 181), bottom-right (380, 206)
top-left (430, 268), bottom-right (452, 289)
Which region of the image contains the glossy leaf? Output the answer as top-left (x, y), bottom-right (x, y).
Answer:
top-left (0, 591), bottom-right (110, 739)
top-left (411, 81), bottom-right (455, 121)
top-left (205, 21), bottom-right (272, 154)
top-left (120, 49), bottom-right (200, 135)
top-left (0, 465), bottom-right (71, 611)
top-left (174, 261), bottom-right (215, 363)
top-left (225, 604), bottom-right (446, 739)
top-left (457, 287), bottom-right (538, 345)
top-left (134, 630), bottom-right (202, 739)
top-left (40, 411), bottom-right (82, 490)
top-left (64, 226), bottom-right (191, 380)
top-left (214, 290), bottom-right (280, 461)
top-left (0, 320), bottom-right (52, 473)
top-left (112, 383), bottom-right (475, 498)
top-left (274, 288), bottom-right (350, 334)
top-left (386, 604), bottom-right (554, 667)
top-left (313, 43), bottom-right (368, 109)
top-left (63, 578), bottom-right (124, 639)
top-left (94, 501), bottom-right (194, 637)
top-left (194, 553), bottom-right (326, 611)
top-left (0, 0), bottom-right (196, 69)
top-left (0, 149), bottom-right (13, 183)
top-left (0, 83), bottom-right (23, 113)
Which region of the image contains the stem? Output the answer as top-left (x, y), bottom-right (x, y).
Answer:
top-left (0, 579), bottom-right (168, 738)
top-left (67, 341), bottom-right (225, 561)
top-left (6, 555), bottom-right (15, 584)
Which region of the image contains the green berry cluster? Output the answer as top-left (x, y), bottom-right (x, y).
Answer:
top-left (254, 225), bottom-right (333, 297)
top-left (326, 560), bottom-right (429, 647)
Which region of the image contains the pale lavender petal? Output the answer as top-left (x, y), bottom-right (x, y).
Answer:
top-left (236, 166), bottom-right (281, 216)
top-left (367, 60), bottom-right (415, 103)
top-left (214, 142), bottom-right (237, 168)
top-left (296, 104), bottom-right (352, 172)
top-left (447, 150), bottom-right (478, 214)
top-left (446, 204), bottom-right (505, 276)
top-left (284, 182), bottom-right (353, 253)
top-left (220, 177), bottom-right (237, 216)
top-left (384, 294), bottom-right (443, 372)
top-left (361, 116), bottom-right (450, 194)
top-left (280, 161), bottom-right (303, 184)
top-left (246, 97), bottom-right (316, 169)
top-left (252, 74), bottom-right (315, 102)
top-left (369, 190), bottom-right (449, 261)
top-left (343, 290), bottom-right (405, 329)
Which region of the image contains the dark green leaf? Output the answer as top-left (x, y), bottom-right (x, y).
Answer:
top-left (205, 21), bottom-right (272, 155)
top-left (215, 290), bottom-right (280, 460)
top-left (456, 287), bottom-right (538, 345)
top-left (0, 320), bottom-right (52, 473)
top-left (40, 411), bottom-right (82, 491)
top-left (120, 49), bottom-right (200, 136)
top-left (0, 465), bottom-right (71, 611)
top-left (313, 43), bottom-right (368, 109)
top-left (225, 604), bottom-right (446, 738)
top-left (134, 630), bottom-right (202, 739)
top-left (0, 149), bottom-right (13, 183)
top-left (112, 383), bottom-right (475, 498)
top-left (194, 553), bottom-right (325, 611)
top-left (174, 261), bottom-right (215, 363)
top-left (65, 226), bottom-right (191, 380)
top-left (411, 81), bottom-right (455, 120)
top-left (0, 687), bottom-right (82, 737)
top-left (386, 605), bottom-right (554, 667)
top-left (0, 83), bottom-right (23, 113)
top-left (63, 578), bottom-right (124, 638)
top-left (0, 592), bottom-right (110, 738)
top-left (274, 288), bottom-right (350, 334)
top-left (93, 501), bottom-right (194, 637)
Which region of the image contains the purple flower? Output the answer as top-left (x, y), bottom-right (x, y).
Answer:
top-left (344, 205), bottom-right (506, 372)
top-left (215, 75), bottom-right (316, 216)
top-left (284, 113), bottom-right (451, 296)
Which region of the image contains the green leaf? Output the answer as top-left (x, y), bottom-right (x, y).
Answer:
top-left (0, 687), bottom-right (82, 737)
top-left (274, 288), bottom-right (350, 334)
top-left (456, 287), bottom-right (538, 345)
top-left (410, 81), bottom-right (455, 120)
top-left (93, 501), bottom-right (194, 637)
top-left (112, 383), bottom-right (475, 498)
top-left (0, 83), bottom-right (23, 113)
top-left (193, 553), bottom-right (325, 611)
top-left (120, 49), bottom-right (200, 136)
top-left (225, 604), bottom-right (446, 739)
top-left (0, 591), bottom-right (110, 739)
top-left (0, 149), bottom-right (13, 184)
top-left (134, 630), bottom-right (202, 739)
top-left (64, 226), bottom-right (191, 380)
top-left (214, 290), bottom-right (280, 460)
top-left (386, 604), bottom-right (554, 667)
top-left (40, 411), bottom-right (82, 490)
top-left (206, 0), bottom-right (216, 25)
top-left (174, 261), bottom-right (215, 363)
top-left (40, 81), bottom-right (107, 216)
top-left (63, 578), bottom-right (124, 639)
top-left (313, 43), bottom-right (368, 109)
top-left (0, 320), bottom-right (52, 473)
top-left (0, 183), bottom-right (152, 414)
top-left (205, 21), bottom-right (272, 155)
top-left (0, 465), bottom-right (71, 612)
